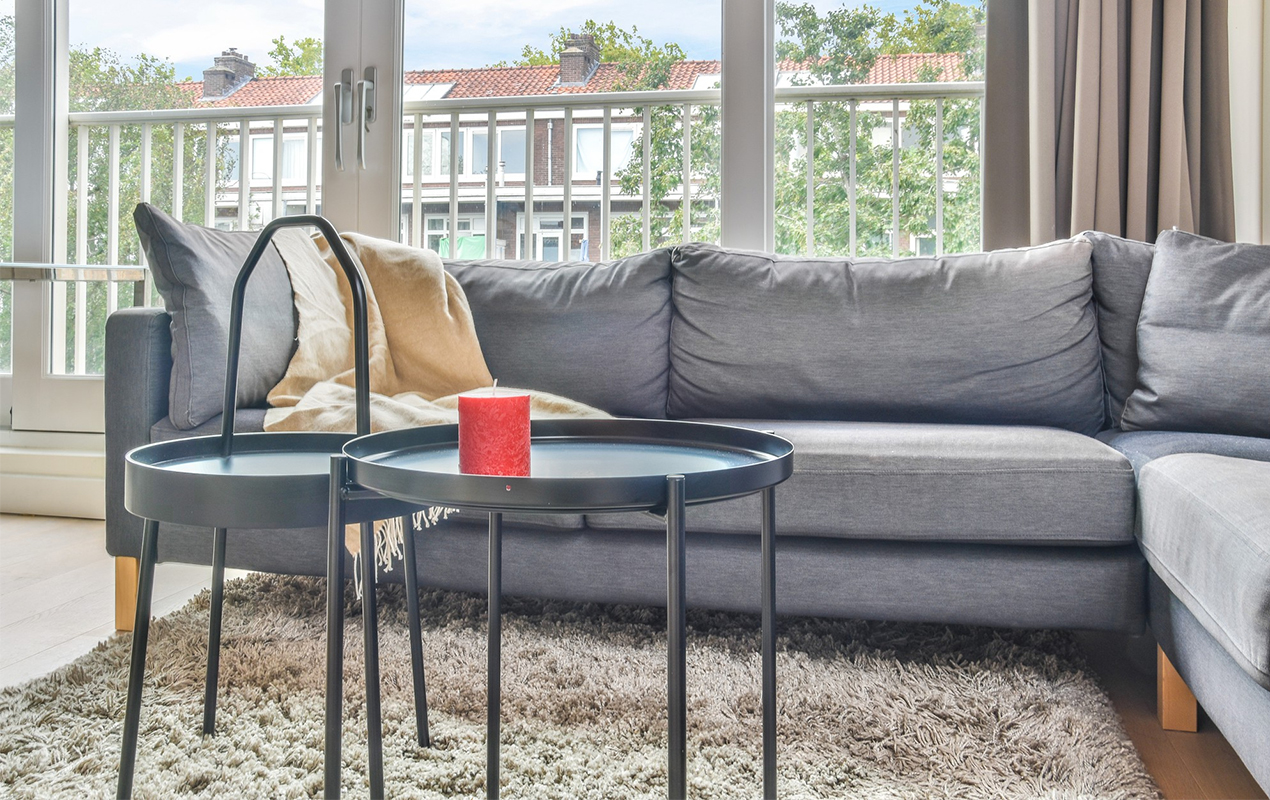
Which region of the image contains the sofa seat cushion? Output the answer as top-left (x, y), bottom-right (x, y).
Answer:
top-left (587, 421), bottom-right (1136, 545)
top-left (150, 414), bottom-right (582, 530)
top-left (1139, 454), bottom-right (1270, 687)
top-left (1097, 428), bottom-right (1270, 474)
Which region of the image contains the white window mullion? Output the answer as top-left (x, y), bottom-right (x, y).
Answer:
top-left (720, 0), bottom-right (774, 251)
top-left (11, 0), bottom-right (105, 433)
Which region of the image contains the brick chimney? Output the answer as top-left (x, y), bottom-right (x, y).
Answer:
top-left (202, 48), bottom-right (255, 100)
top-left (559, 34), bottom-right (600, 85)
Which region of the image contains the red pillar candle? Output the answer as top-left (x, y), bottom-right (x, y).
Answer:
top-left (458, 387), bottom-right (531, 476)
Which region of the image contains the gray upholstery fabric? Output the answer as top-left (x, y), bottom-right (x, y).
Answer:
top-left (445, 249), bottom-right (672, 418)
top-left (1082, 231), bottom-right (1154, 425)
top-left (668, 239), bottom-right (1105, 435)
top-left (105, 308), bottom-right (173, 558)
top-left (1139, 454), bottom-right (1270, 687)
top-left (149, 516), bottom-right (1144, 632)
top-left (149, 410), bottom-right (267, 442)
top-left (134, 203), bottom-right (296, 430)
top-left (1150, 574), bottom-right (1270, 792)
top-left (590, 421), bottom-right (1136, 545)
top-left (1121, 230), bottom-right (1270, 437)
top-left (1097, 427), bottom-right (1270, 474)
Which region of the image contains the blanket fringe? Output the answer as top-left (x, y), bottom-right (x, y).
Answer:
top-left (352, 507), bottom-right (460, 599)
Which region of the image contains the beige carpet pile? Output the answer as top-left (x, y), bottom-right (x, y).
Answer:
top-left (0, 574), bottom-right (1159, 798)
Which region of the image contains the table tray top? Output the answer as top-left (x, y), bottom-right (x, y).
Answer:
top-left (344, 419), bottom-right (794, 514)
top-left (124, 431), bottom-right (410, 529)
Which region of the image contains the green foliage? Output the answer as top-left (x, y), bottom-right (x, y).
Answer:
top-left (259, 35), bottom-right (323, 78)
top-left (776, 2), bottom-right (882, 83)
top-left (501, 20), bottom-right (685, 92)
top-left (0, 14), bottom-right (224, 373)
top-left (773, 0), bottom-right (984, 257)
top-left (609, 0), bottom-right (984, 259)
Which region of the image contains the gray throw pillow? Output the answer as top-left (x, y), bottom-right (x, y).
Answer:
top-left (668, 238), bottom-right (1106, 434)
top-left (1082, 230), bottom-right (1155, 425)
top-left (445, 250), bottom-right (673, 418)
top-left (1120, 230), bottom-right (1270, 437)
top-left (134, 203), bottom-right (296, 430)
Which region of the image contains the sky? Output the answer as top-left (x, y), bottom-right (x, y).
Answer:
top-left (66, 0), bottom-right (924, 80)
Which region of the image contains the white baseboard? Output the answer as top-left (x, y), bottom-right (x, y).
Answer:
top-left (0, 431), bottom-right (106, 520)
top-left (0, 474), bottom-right (105, 519)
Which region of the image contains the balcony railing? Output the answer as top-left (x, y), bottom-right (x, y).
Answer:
top-left (0, 79), bottom-right (983, 375)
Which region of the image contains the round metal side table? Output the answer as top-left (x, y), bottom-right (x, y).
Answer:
top-left (334, 418), bottom-right (794, 800)
top-left (117, 216), bottom-right (427, 800)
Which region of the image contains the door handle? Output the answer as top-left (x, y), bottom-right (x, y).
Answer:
top-left (356, 67), bottom-right (377, 170)
top-left (333, 68), bottom-right (354, 171)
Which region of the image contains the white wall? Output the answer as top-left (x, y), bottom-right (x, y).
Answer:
top-left (1229, 1), bottom-right (1269, 244)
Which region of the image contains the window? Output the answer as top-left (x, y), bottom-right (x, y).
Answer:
top-left (472, 127), bottom-right (526, 176)
top-left (440, 130), bottom-right (463, 175)
top-left (574, 127), bottom-right (637, 179)
top-left (772, 1), bottom-right (985, 257)
top-left (425, 214), bottom-right (487, 258)
top-left (281, 138), bottom-right (306, 182)
top-left (251, 137), bottom-right (273, 182)
top-left (403, 129), bottom-right (434, 178)
top-left (516, 213), bottom-right (588, 261)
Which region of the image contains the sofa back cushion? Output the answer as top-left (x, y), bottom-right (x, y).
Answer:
top-left (134, 203), bottom-right (296, 430)
top-left (1120, 230), bottom-right (1270, 437)
top-left (1083, 230), bottom-right (1155, 425)
top-left (668, 239), bottom-right (1106, 434)
top-left (445, 249), bottom-right (672, 418)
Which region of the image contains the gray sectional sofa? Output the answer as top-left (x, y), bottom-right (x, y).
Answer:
top-left (104, 206), bottom-right (1270, 790)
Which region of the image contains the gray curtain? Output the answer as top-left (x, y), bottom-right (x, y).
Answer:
top-left (984, 0), bottom-right (1234, 248)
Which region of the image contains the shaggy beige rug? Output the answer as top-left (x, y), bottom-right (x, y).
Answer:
top-left (0, 573), bottom-right (1159, 799)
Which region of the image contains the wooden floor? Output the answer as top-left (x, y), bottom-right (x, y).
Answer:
top-left (0, 513), bottom-right (1264, 798)
top-left (0, 514), bottom-right (248, 689)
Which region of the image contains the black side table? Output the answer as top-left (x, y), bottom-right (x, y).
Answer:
top-left (334, 419), bottom-right (794, 799)
top-left (117, 216), bottom-right (426, 800)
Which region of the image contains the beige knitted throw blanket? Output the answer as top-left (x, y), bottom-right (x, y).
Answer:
top-left (265, 229), bottom-right (606, 576)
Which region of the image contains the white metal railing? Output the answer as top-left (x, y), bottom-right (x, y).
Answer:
top-left (0, 79), bottom-right (982, 374)
top-left (398, 80), bottom-right (982, 260)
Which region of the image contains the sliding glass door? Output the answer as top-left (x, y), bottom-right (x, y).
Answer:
top-left (2, 0), bottom-right (383, 433)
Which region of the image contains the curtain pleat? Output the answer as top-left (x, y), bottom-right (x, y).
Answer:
top-left (989, 0), bottom-right (1234, 245)
top-left (1199, 0), bottom-right (1234, 241)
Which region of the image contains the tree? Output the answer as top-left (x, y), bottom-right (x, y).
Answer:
top-left (259, 36), bottom-right (323, 78)
top-left (521, 3), bottom-right (985, 261)
top-left (0, 15), bottom-right (229, 373)
top-left (501, 20), bottom-right (707, 258)
top-left (503, 20), bottom-right (684, 89)
top-left (773, 0), bottom-right (985, 257)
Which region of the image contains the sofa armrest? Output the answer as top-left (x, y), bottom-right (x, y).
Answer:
top-left (105, 307), bottom-right (172, 557)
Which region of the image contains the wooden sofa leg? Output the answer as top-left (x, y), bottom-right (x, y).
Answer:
top-left (1158, 645), bottom-right (1198, 732)
top-left (115, 556), bottom-right (139, 632)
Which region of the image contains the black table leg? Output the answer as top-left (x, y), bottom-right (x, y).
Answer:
top-left (360, 520), bottom-right (385, 799)
top-left (203, 526), bottom-right (227, 736)
top-left (666, 475), bottom-right (687, 800)
top-left (760, 486), bottom-right (777, 799)
top-left (324, 456), bottom-right (347, 800)
top-left (487, 512), bottom-right (503, 800)
top-left (401, 514), bottom-right (431, 747)
top-left (117, 517), bottom-right (159, 800)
